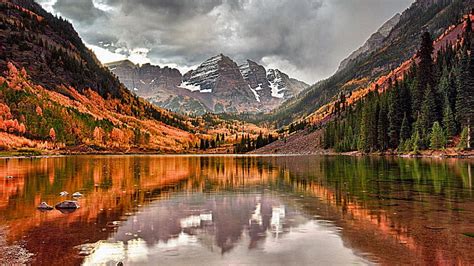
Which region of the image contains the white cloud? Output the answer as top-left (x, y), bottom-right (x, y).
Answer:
top-left (87, 44), bottom-right (126, 63)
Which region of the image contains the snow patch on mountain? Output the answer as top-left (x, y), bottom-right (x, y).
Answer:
top-left (249, 85), bottom-right (261, 102)
top-left (267, 69), bottom-right (286, 99)
top-left (178, 82), bottom-right (202, 92)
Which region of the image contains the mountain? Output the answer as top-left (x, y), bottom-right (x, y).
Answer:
top-left (106, 60), bottom-right (182, 98)
top-left (0, 0), bottom-right (196, 153)
top-left (266, 0), bottom-right (473, 127)
top-left (255, 1), bottom-right (474, 154)
top-left (337, 13), bottom-right (401, 72)
top-left (106, 55), bottom-right (308, 115)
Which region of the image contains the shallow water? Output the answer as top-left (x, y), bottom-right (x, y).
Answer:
top-left (0, 155), bottom-right (473, 265)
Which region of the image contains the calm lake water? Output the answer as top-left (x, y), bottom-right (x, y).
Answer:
top-left (0, 155), bottom-right (473, 265)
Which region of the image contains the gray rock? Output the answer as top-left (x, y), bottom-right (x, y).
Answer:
top-left (55, 200), bottom-right (80, 210)
top-left (37, 202), bottom-right (53, 211)
top-left (72, 192), bottom-right (83, 198)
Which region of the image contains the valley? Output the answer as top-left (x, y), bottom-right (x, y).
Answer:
top-left (0, 0), bottom-right (473, 157)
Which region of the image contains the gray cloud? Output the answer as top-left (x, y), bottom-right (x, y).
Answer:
top-left (41, 0), bottom-right (414, 83)
top-left (53, 0), bottom-right (106, 24)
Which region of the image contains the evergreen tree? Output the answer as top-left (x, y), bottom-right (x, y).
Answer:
top-left (420, 84), bottom-right (438, 139)
top-left (457, 127), bottom-right (469, 150)
top-left (399, 81), bottom-right (412, 122)
top-left (358, 94), bottom-right (378, 152)
top-left (414, 32), bottom-right (435, 116)
top-left (411, 131), bottom-right (422, 153)
top-left (456, 46), bottom-right (474, 149)
top-left (442, 101), bottom-right (456, 139)
top-left (358, 103), bottom-right (371, 152)
top-left (388, 82), bottom-right (403, 148)
top-left (429, 122), bottom-right (446, 149)
top-left (400, 113), bottom-right (411, 144)
top-left (377, 103), bottom-right (389, 151)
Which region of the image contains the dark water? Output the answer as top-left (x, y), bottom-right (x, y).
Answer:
top-left (0, 155), bottom-right (473, 265)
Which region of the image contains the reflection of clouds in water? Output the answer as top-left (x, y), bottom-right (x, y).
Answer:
top-left (249, 202), bottom-right (263, 226)
top-left (180, 212), bottom-right (213, 228)
top-left (271, 205), bottom-right (286, 236)
top-left (82, 193), bottom-right (320, 264)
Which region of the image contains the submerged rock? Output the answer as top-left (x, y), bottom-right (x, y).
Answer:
top-left (59, 191), bottom-right (69, 196)
top-left (55, 200), bottom-right (80, 210)
top-left (37, 202), bottom-right (54, 211)
top-left (72, 192), bottom-right (83, 198)
top-left (5, 175), bottom-right (14, 179)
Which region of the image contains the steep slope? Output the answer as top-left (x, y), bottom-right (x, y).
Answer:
top-left (107, 55), bottom-right (308, 115)
top-left (105, 60), bottom-right (182, 98)
top-left (239, 60), bottom-right (308, 109)
top-left (266, 68), bottom-right (308, 100)
top-left (337, 13), bottom-right (401, 72)
top-left (104, 60), bottom-right (211, 115)
top-left (180, 54), bottom-right (258, 113)
top-left (268, 0), bottom-right (473, 127)
top-left (0, 0), bottom-right (196, 153)
top-left (255, 10), bottom-right (474, 155)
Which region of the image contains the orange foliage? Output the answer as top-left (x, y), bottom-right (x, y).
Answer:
top-left (49, 128), bottom-right (56, 141)
top-left (110, 127), bottom-right (125, 144)
top-left (93, 127), bottom-right (104, 144)
top-left (35, 105), bottom-right (43, 116)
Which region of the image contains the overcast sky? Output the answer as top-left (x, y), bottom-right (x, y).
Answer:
top-left (36, 0), bottom-right (414, 84)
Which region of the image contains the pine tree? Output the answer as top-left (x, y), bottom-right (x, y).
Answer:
top-left (400, 113), bottom-right (411, 144)
top-left (429, 122), bottom-right (446, 149)
top-left (388, 82), bottom-right (403, 148)
top-left (442, 101), bottom-right (456, 139)
top-left (458, 127), bottom-right (469, 150)
top-left (414, 32), bottom-right (435, 116)
top-left (377, 103), bottom-right (389, 151)
top-left (411, 131), bottom-right (421, 153)
top-left (456, 46), bottom-right (474, 149)
top-left (399, 81), bottom-right (412, 122)
top-left (420, 84), bottom-right (438, 138)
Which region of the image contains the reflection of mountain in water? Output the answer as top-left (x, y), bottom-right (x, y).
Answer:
top-left (109, 193), bottom-right (302, 255)
top-left (0, 156), bottom-right (473, 265)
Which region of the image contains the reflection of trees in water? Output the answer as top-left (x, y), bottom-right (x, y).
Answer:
top-left (0, 156), bottom-right (473, 264)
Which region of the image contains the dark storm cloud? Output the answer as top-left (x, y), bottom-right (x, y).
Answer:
top-left (53, 0), bottom-right (105, 24)
top-left (104, 0), bottom-right (227, 17)
top-left (40, 0), bottom-right (414, 83)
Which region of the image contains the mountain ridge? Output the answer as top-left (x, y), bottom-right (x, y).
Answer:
top-left (264, 0), bottom-right (473, 127)
top-left (106, 54), bottom-right (308, 115)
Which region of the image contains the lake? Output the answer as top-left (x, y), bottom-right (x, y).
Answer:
top-left (0, 155), bottom-right (473, 265)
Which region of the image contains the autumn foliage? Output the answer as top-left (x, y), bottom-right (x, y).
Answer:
top-left (0, 62), bottom-right (197, 152)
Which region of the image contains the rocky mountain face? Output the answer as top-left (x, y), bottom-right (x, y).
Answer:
top-left (106, 60), bottom-right (182, 98)
top-left (107, 55), bottom-right (308, 115)
top-left (337, 13), bottom-right (401, 72)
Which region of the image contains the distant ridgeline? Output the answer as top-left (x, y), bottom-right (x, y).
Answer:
top-left (314, 11), bottom-right (474, 153)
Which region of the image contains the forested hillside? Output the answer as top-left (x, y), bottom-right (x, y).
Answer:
top-left (322, 14), bottom-right (473, 153)
top-left (0, 0), bottom-right (197, 153)
top-left (267, 0), bottom-right (473, 127)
